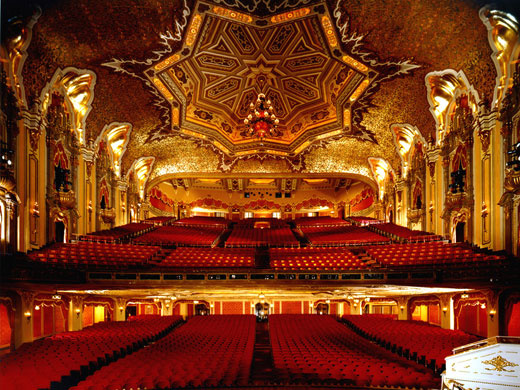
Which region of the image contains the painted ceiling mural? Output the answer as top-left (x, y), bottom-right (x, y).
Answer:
top-left (16, 0), bottom-right (500, 177)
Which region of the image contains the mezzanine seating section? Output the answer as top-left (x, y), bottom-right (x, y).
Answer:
top-left (343, 314), bottom-right (480, 371)
top-left (158, 247), bottom-right (255, 268)
top-left (133, 225), bottom-right (224, 247)
top-left (270, 247), bottom-right (370, 271)
top-left (0, 315), bottom-right (183, 390)
top-left (365, 242), bottom-right (506, 268)
top-left (79, 223), bottom-right (155, 243)
top-left (300, 225), bottom-right (390, 246)
top-left (28, 242), bottom-right (161, 269)
top-left (269, 315), bottom-right (437, 388)
top-left (71, 315), bottom-right (255, 390)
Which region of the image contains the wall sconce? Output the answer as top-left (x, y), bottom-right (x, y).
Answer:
top-left (165, 304), bottom-right (170, 309)
top-left (400, 305), bottom-right (405, 311)
top-left (489, 309), bottom-right (496, 319)
top-left (210, 303), bottom-right (214, 308)
top-left (325, 299), bottom-right (330, 304)
top-left (442, 307), bottom-right (448, 315)
top-left (481, 303), bottom-right (486, 310)
top-left (34, 305), bottom-right (40, 311)
top-left (75, 308), bottom-right (81, 317)
top-left (258, 293), bottom-right (265, 299)
top-left (461, 292), bottom-right (469, 299)
top-left (24, 311), bottom-right (31, 320)
top-left (119, 306), bottom-right (124, 313)
top-left (193, 300), bottom-right (199, 304)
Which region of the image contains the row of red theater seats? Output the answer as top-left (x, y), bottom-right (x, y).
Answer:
top-left (342, 314), bottom-right (480, 371)
top-left (79, 223), bottom-right (156, 243)
top-left (225, 227), bottom-right (300, 247)
top-left (70, 315), bottom-right (255, 390)
top-left (369, 223), bottom-right (441, 242)
top-left (270, 248), bottom-right (369, 270)
top-left (133, 225), bottom-right (224, 246)
top-left (269, 315), bottom-right (438, 388)
top-left (365, 243), bottom-right (506, 267)
top-left (159, 247), bottom-right (255, 268)
top-left (0, 315), bottom-right (182, 390)
top-left (294, 216), bottom-right (350, 227)
top-left (301, 226), bottom-right (390, 246)
top-left (27, 243), bottom-right (160, 269)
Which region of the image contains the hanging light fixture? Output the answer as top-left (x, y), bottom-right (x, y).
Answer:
top-left (243, 93), bottom-right (279, 139)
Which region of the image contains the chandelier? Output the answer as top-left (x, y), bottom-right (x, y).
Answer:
top-left (243, 93), bottom-right (279, 139)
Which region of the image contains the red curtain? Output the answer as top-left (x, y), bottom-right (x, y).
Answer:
top-left (0, 304), bottom-right (11, 348)
top-left (33, 306), bottom-right (42, 338)
top-left (222, 301), bottom-right (243, 314)
top-left (281, 301), bottom-right (301, 314)
top-left (507, 302), bottom-right (520, 336)
top-left (457, 304), bottom-right (487, 337)
top-left (83, 305), bottom-right (94, 328)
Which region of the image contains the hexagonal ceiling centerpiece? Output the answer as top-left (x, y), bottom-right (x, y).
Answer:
top-left (148, 1), bottom-right (378, 158)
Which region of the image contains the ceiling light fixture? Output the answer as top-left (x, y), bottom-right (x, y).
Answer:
top-left (243, 93), bottom-right (279, 139)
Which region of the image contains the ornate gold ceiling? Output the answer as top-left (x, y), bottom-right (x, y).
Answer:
top-left (145, 5), bottom-right (375, 157)
top-left (13, 0), bottom-right (505, 177)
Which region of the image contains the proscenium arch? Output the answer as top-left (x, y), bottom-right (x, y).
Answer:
top-left (145, 172), bottom-right (380, 197)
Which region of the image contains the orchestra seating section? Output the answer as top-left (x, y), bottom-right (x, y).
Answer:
top-left (0, 315), bottom-right (182, 390)
top-left (269, 315), bottom-right (437, 388)
top-left (132, 225), bottom-right (225, 247)
top-left (157, 247), bottom-right (256, 268)
top-left (270, 247), bottom-right (371, 271)
top-left (300, 225), bottom-right (390, 246)
top-left (27, 242), bottom-right (161, 269)
top-left (368, 222), bottom-right (442, 243)
top-left (365, 242), bottom-right (507, 268)
top-left (225, 226), bottom-right (299, 247)
top-left (71, 315), bottom-right (255, 390)
top-left (79, 223), bottom-right (155, 243)
top-left (234, 218), bottom-right (288, 228)
top-left (342, 314), bottom-right (480, 371)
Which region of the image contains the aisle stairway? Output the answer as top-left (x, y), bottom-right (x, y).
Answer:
top-left (250, 320), bottom-right (275, 384)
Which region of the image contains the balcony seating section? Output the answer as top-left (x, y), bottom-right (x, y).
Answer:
top-left (79, 223), bottom-right (155, 243)
top-left (300, 225), bottom-right (390, 246)
top-left (225, 226), bottom-right (299, 247)
top-left (365, 242), bottom-right (506, 268)
top-left (27, 242), bottom-right (161, 269)
top-left (294, 216), bottom-right (351, 227)
top-left (173, 216), bottom-right (230, 228)
top-left (269, 315), bottom-right (437, 388)
top-left (158, 247), bottom-right (256, 268)
top-left (0, 315), bottom-right (182, 390)
top-left (369, 222), bottom-right (442, 243)
top-left (71, 315), bottom-right (255, 390)
top-left (270, 247), bottom-right (370, 271)
top-left (132, 225), bottom-right (224, 247)
top-left (343, 314), bottom-right (480, 371)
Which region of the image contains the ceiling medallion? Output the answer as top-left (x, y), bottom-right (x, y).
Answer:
top-left (243, 93), bottom-right (280, 139)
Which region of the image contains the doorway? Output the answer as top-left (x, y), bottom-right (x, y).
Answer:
top-left (55, 221), bottom-right (65, 243)
top-left (455, 222), bottom-right (465, 243)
